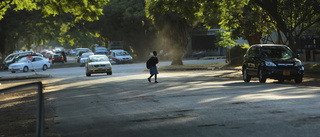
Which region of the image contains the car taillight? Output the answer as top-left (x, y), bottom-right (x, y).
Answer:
top-left (52, 58), bottom-right (55, 60)
top-left (61, 57), bottom-right (64, 60)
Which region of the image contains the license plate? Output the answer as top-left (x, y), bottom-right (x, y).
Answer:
top-left (124, 59), bottom-right (128, 61)
top-left (98, 68), bottom-right (102, 71)
top-left (283, 71), bottom-right (290, 76)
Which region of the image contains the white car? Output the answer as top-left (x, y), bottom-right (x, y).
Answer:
top-left (108, 50), bottom-right (133, 64)
top-left (85, 55), bottom-right (112, 76)
top-left (8, 56), bottom-right (51, 73)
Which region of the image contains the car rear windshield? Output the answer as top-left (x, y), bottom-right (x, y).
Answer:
top-left (115, 51), bottom-right (130, 56)
top-left (261, 46), bottom-right (294, 59)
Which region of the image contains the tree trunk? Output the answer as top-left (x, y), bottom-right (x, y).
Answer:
top-left (244, 30), bottom-right (262, 46)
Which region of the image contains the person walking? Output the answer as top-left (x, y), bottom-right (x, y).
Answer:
top-left (148, 51), bottom-right (159, 83)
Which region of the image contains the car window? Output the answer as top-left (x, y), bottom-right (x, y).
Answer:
top-left (261, 46), bottom-right (294, 59)
top-left (115, 51), bottom-right (129, 56)
top-left (81, 53), bottom-right (93, 58)
top-left (17, 57), bottom-right (28, 63)
top-left (6, 54), bottom-right (16, 61)
top-left (35, 57), bottom-right (42, 61)
top-left (246, 47), bottom-right (255, 56)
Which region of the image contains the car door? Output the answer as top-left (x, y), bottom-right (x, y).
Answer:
top-left (33, 57), bottom-right (42, 69)
top-left (244, 46), bottom-right (255, 75)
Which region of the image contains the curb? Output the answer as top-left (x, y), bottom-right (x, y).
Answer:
top-left (0, 74), bottom-right (52, 81)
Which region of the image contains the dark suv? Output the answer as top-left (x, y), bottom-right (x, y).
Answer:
top-left (242, 44), bottom-right (304, 83)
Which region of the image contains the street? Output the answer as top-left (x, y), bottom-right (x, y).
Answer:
top-left (0, 57), bottom-right (225, 78)
top-left (43, 70), bottom-right (320, 137)
top-left (1, 57), bottom-right (320, 137)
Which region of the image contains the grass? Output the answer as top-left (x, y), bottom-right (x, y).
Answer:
top-left (304, 63), bottom-right (320, 74)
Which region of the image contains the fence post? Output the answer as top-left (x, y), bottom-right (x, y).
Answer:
top-left (36, 82), bottom-right (44, 137)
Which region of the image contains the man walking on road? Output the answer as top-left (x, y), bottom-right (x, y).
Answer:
top-left (148, 51), bottom-right (159, 83)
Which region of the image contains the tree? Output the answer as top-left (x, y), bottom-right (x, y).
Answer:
top-left (86, 0), bottom-right (157, 61)
top-left (146, 0), bottom-right (203, 65)
top-left (0, 0), bottom-right (108, 22)
top-left (252, 0), bottom-right (320, 53)
top-left (0, 0), bottom-right (108, 57)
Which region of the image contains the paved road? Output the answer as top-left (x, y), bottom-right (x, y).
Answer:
top-left (43, 70), bottom-right (320, 137)
top-left (2, 57), bottom-right (320, 136)
top-left (0, 57), bottom-right (225, 78)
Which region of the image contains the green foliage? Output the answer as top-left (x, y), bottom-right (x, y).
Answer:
top-left (215, 30), bottom-right (236, 47)
top-left (0, 0), bottom-right (108, 22)
top-left (229, 44), bottom-right (249, 65)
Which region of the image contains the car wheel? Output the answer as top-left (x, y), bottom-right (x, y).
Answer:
top-left (23, 66), bottom-right (29, 72)
top-left (295, 77), bottom-right (303, 83)
top-left (42, 65), bottom-right (47, 71)
top-left (86, 69), bottom-right (91, 76)
top-left (258, 68), bottom-right (266, 83)
top-left (107, 71), bottom-right (112, 75)
top-left (86, 73), bottom-right (91, 76)
top-left (11, 71), bottom-right (16, 73)
top-left (242, 68), bottom-right (251, 82)
top-left (52, 61), bottom-right (54, 64)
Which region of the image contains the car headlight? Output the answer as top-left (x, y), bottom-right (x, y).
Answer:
top-left (265, 61), bottom-right (276, 67)
top-left (295, 61), bottom-right (302, 67)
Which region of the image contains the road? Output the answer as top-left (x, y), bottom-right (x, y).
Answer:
top-left (0, 57), bottom-right (225, 78)
top-left (2, 57), bottom-right (320, 137)
top-left (42, 70), bottom-right (320, 137)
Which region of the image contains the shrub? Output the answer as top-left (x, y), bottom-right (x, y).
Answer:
top-left (228, 44), bottom-right (249, 66)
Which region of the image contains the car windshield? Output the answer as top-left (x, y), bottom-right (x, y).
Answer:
top-left (115, 51), bottom-right (130, 56)
top-left (261, 46), bottom-right (294, 59)
top-left (89, 56), bottom-right (109, 62)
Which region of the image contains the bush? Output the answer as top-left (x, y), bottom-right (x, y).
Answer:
top-left (228, 44), bottom-right (249, 66)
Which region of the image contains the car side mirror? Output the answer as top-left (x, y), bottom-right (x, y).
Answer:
top-left (295, 54), bottom-right (300, 59)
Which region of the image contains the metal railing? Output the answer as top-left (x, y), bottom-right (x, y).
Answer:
top-left (0, 81), bottom-right (44, 137)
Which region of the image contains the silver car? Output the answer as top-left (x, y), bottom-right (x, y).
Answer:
top-left (85, 55), bottom-right (112, 76)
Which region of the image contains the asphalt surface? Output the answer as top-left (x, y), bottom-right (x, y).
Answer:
top-left (41, 71), bottom-right (320, 137)
top-left (1, 57), bottom-right (320, 137)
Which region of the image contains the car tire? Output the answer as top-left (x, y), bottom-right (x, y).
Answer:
top-left (23, 66), bottom-right (29, 72)
top-left (11, 71), bottom-right (16, 73)
top-left (242, 68), bottom-right (251, 82)
top-left (107, 71), bottom-right (112, 75)
top-left (258, 68), bottom-right (266, 83)
top-left (295, 77), bottom-right (303, 83)
top-left (52, 61), bottom-right (54, 64)
top-left (86, 73), bottom-right (91, 76)
top-left (42, 65), bottom-right (47, 71)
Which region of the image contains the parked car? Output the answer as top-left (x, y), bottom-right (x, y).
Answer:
top-left (2, 51), bottom-right (38, 70)
top-left (51, 54), bottom-right (65, 64)
top-left (76, 48), bottom-right (92, 56)
top-left (77, 50), bottom-right (93, 63)
top-left (85, 55), bottom-right (112, 76)
top-left (40, 50), bottom-right (53, 59)
top-left (8, 56), bottom-right (50, 73)
top-left (79, 52), bottom-right (94, 67)
top-left (108, 50), bottom-right (133, 64)
top-left (242, 44), bottom-right (304, 83)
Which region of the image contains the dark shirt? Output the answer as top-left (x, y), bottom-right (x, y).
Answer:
top-left (150, 56), bottom-right (159, 67)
